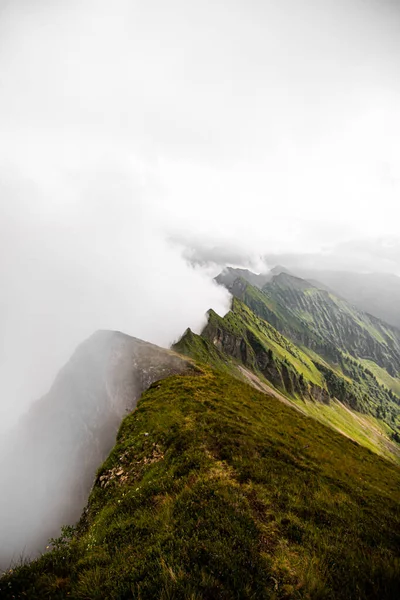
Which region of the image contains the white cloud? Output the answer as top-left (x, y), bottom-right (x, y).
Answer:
top-left (0, 146), bottom-right (230, 428)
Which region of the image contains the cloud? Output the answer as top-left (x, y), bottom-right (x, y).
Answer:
top-left (0, 147), bottom-right (230, 430)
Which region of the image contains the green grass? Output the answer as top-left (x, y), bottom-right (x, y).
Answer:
top-left (216, 277), bottom-right (400, 437)
top-left (360, 359), bottom-right (400, 397)
top-left (301, 347), bottom-right (352, 383)
top-left (175, 320), bottom-right (400, 461)
top-left (2, 368), bottom-right (400, 599)
top-left (234, 300), bottom-right (324, 386)
top-left (175, 293), bottom-right (400, 462)
top-left (292, 397), bottom-right (400, 463)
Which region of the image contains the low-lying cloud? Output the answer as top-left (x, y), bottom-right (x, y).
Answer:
top-left (0, 151), bottom-right (230, 431)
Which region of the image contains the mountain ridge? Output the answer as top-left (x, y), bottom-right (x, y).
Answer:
top-left (0, 330), bottom-right (196, 569)
top-left (261, 272), bottom-right (400, 373)
top-left (269, 264), bottom-right (400, 329)
top-left (1, 268), bottom-right (400, 598)
top-left (190, 268), bottom-right (400, 457)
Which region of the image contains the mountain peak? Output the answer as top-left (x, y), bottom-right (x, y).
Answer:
top-left (216, 266), bottom-right (272, 289)
top-left (268, 270), bottom-right (317, 291)
top-left (270, 264), bottom-right (294, 276)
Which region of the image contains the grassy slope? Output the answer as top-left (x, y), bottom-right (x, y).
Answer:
top-left (360, 359), bottom-right (400, 396)
top-left (219, 276), bottom-right (400, 431)
top-left (2, 368), bottom-right (400, 600)
top-left (262, 274), bottom-right (400, 373)
top-left (291, 397), bottom-right (400, 463)
top-left (177, 314), bottom-right (400, 463)
top-left (236, 278), bottom-right (311, 342)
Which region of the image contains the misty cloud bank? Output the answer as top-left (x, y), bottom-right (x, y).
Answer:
top-left (0, 164), bottom-right (231, 566)
top-left (175, 235), bottom-right (400, 276)
top-left (0, 165), bottom-right (230, 430)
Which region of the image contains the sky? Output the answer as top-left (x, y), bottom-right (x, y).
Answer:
top-left (1, 0), bottom-right (400, 424)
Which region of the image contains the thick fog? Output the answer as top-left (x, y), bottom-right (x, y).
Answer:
top-left (0, 164), bottom-right (230, 431)
top-left (1, 0), bottom-right (400, 569)
top-left (178, 236), bottom-right (400, 276)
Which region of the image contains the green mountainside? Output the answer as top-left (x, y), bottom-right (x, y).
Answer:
top-left (2, 368), bottom-right (400, 599)
top-left (175, 302), bottom-right (400, 462)
top-left (262, 273), bottom-right (400, 376)
top-left (217, 269), bottom-right (400, 376)
top-left (210, 271), bottom-right (400, 446)
top-left (287, 268), bottom-right (400, 330)
top-left (2, 267), bottom-right (400, 599)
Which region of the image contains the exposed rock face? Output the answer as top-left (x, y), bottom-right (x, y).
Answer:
top-left (202, 320), bottom-right (326, 403)
top-left (0, 331), bottom-right (195, 568)
top-left (209, 327), bottom-right (249, 364)
top-left (309, 383), bottom-right (330, 405)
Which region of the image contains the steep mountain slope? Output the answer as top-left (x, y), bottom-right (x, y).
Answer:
top-left (290, 269), bottom-right (400, 329)
top-left (217, 268), bottom-right (400, 386)
top-left (262, 272), bottom-right (400, 376)
top-left (2, 368), bottom-right (399, 599)
top-left (0, 331), bottom-right (196, 569)
top-left (217, 274), bottom-right (311, 343)
top-left (219, 269), bottom-right (400, 378)
top-left (195, 298), bottom-right (325, 394)
top-left (203, 269), bottom-right (400, 453)
top-left (175, 298), bottom-right (400, 461)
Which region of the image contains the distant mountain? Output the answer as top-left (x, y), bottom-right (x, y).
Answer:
top-left (262, 272), bottom-right (400, 376)
top-left (202, 267), bottom-right (400, 448)
top-left (0, 331), bottom-right (194, 568)
top-left (216, 269), bottom-right (400, 375)
top-left (286, 268), bottom-right (400, 329)
top-left (177, 277), bottom-right (400, 460)
top-left (216, 266), bottom-right (273, 289)
top-left (216, 265), bottom-right (291, 290)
